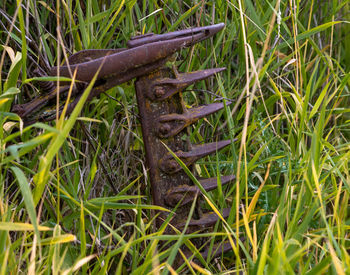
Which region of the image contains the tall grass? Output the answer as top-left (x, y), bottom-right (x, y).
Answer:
top-left (0, 0), bottom-right (349, 273)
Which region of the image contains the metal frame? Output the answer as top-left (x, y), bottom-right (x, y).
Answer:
top-left (12, 23), bottom-right (235, 261)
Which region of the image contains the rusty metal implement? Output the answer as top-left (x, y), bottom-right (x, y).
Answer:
top-left (12, 23), bottom-right (235, 263)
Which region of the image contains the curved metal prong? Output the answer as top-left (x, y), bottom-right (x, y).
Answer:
top-left (159, 140), bottom-right (232, 174)
top-left (147, 68), bottom-right (226, 101)
top-left (165, 175), bottom-right (236, 207)
top-left (157, 102), bottom-right (230, 138)
top-left (177, 208), bottom-right (231, 230)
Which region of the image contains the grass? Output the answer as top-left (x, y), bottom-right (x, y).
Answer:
top-left (0, 0), bottom-right (350, 273)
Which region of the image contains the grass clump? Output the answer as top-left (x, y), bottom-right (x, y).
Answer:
top-left (0, 0), bottom-right (349, 273)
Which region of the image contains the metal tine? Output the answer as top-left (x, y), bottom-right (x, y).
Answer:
top-left (157, 101), bottom-right (231, 138)
top-left (147, 67), bottom-right (226, 101)
top-left (159, 140), bottom-right (232, 174)
top-left (164, 175), bottom-right (236, 207)
top-left (176, 207), bottom-right (231, 230)
top-left (127, 23), bottom-right (225, 48)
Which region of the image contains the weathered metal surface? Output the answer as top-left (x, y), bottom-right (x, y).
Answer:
top-left (159, 140), bottom-right (231, 174)
top-left (177, 208), bottom-right (231, 230)
top-left (32, 67), bottom-right (56, 93)
top-left (135, 67), bottom-right (233, 227)
top-left (11, 86), bottom-right (70, 118)
top-left (157, 102), bottom-right (230, 138)
top-left (145, 68), bottom-right (226, 101)
top-left (135, 68), bottom-right (193, 216)
top-left (134, 66), bottom-right (235, 258)
top-left (164, 175), bottom-right (236, 207)
top-left (127, 23), bottom-right (225, 48)
top-left (64, 49), bottom-right (127, 65)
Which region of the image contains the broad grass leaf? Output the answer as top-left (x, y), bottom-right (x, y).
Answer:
top-left (10, 167), bottom-right (40, 239)
top-left (38, 234), bottom-right (77, 246)
top-left (3, 52), bottom-right (22, 92)
top-left (0, 222), bottom-right (50, 231)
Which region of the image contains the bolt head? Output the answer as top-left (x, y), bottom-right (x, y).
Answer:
top-left (158, 123), bottom-right (171, 136)
top-left (154, 86), bottom-right (165, 98)
top-left (166, 160), bottom-right (178, 172)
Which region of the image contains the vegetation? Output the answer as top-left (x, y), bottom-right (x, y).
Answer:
top-left (0, 0), bottom-right (349, 273)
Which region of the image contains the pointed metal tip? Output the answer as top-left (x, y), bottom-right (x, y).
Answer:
top-left (199, 174), bottom-right (236, 191)
top-left (197, 67), bottom-right (226, 76)
top-left (191, 140), bottom-right (232, 155)
top-left (204, 22), bottom-right (225, 37)
top-left (172, 67), bottom-right (226, 83)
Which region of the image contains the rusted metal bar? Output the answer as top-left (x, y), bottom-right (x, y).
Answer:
top-left (32, 67), bottom-right (56, 93)
top-left (135, 66), bottom-right (234, 229)
top-left (11, 86), bottom-right (70, 118)
top-left (135, 68), bottom-right (196, 217)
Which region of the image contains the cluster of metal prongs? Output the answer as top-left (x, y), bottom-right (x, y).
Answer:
top-left (12, 23), bottom-right (235, 263)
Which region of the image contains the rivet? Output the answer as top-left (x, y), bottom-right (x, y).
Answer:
top-left (158, 123), bottom-right (171, 136)
top-left (165, 160), bottom-right (178, 173)
top-left (154, 86), bottom-right (165, 98)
